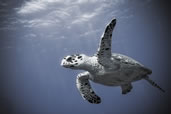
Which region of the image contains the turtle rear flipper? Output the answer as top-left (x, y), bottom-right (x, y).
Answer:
top-left (121, 83), bottom-right (133, 94)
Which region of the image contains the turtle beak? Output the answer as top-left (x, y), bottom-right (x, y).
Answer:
top-left (61, 59), bottom-right (67, 67)
top-left (60, 59), bottom-right (64, 66)
top-left (61, 57), bottom-right (71, 68)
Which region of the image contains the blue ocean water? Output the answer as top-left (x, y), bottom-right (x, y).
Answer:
top-left (0, 0), bottom-right (169, 114)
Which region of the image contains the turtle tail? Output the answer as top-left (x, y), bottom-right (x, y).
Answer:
top-left (144, 76), bottom-right (165, 93)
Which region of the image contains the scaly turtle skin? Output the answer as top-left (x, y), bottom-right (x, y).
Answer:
top-left (61, 19), bottom-right (165, 104)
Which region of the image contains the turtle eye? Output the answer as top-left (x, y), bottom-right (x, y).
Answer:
top-left (66, 57), bottom-right (72, 62)
top-left (78, 56), bottom-right (82, 59)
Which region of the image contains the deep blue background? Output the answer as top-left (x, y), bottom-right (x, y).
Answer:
top-left (0, 0), bottom-right (170, 114)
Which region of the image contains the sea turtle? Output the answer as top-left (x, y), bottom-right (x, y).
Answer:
top-left (61, 18), bottom-right (165, 104)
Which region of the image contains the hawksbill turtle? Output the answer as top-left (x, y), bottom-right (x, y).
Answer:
top-left (61, 18), bottom-right (165, 104)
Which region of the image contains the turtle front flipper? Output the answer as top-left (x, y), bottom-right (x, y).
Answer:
top-left (96, 18), bottom-right (116, 68)
top-left (121, 83), bottom-right (133, 94)
top-left (76, 72), bottom-right (101, 104)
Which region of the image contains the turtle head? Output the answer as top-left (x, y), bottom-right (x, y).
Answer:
top-left (61, 54), bottom-right (85, 69)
